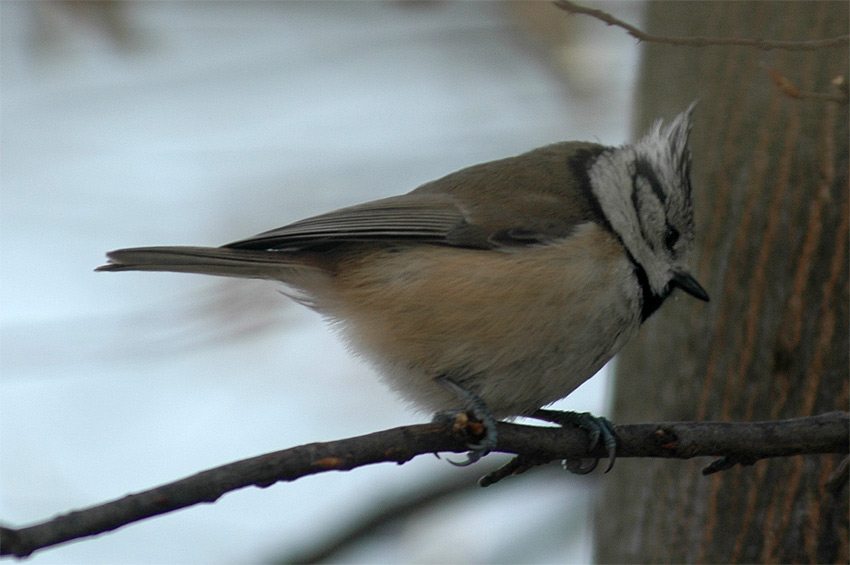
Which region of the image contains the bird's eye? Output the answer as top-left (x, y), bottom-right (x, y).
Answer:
top-left (664, 226), bottom-right (680, 250)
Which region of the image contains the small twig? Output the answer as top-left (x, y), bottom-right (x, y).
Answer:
top-left (478, 453), bottom-right (552, 487)
top-left (826, 456), bottom-right (849, 495)
top-left (554, 0), bottom-right (850, 51)
top-left (1, 412), bottom-right (847, 559)
top-left (763, 65), bottom-right (849, 104)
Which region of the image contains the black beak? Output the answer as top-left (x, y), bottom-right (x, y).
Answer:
top-left (671, 271), bottom-right (710, 302)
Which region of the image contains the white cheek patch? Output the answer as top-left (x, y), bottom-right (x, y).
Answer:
top-left (631, 174), bottom-right (667, 252)
top-left (589, 150), bottom-right (642, 244)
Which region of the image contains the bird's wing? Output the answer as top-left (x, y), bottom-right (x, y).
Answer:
top-left (224, 193), bottom-right (495, 250)
top-left (226, 142), bottom-right (608, 251)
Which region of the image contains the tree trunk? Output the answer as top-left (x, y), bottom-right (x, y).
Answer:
top-left (596, 1), bottom-right (849, 563)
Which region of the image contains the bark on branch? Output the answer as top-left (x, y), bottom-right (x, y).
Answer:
top-left (1, 412), bottom-right (847, 559)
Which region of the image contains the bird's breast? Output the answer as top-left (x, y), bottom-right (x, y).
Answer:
top-left (319, 222), bottom-right (643, 416)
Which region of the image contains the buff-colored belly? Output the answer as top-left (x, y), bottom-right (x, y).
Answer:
top-left (320, 222), bottom-right (641, 417)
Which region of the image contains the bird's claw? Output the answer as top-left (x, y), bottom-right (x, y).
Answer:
top-left (531, 409), bottom-right (618, 473)
top-left (434, 377), bottom-right (498, 465)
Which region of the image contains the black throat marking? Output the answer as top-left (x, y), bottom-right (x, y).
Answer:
top-left (628, 250), bottom-right (669, 322)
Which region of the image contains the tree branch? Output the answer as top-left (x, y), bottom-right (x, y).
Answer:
top-left (1, 412), bottom-right (847, 559)
top-left (554, 1), bottom-right (850, 51)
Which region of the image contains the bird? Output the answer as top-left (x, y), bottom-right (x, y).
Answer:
top-left (98, 103), bottom-right (709, 469)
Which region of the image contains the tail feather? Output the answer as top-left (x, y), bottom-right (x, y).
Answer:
top-left (96, 246), bottom-right (303, 280)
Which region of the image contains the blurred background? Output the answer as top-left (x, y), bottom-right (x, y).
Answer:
top-left (0, 1), bottom-right (642, 562)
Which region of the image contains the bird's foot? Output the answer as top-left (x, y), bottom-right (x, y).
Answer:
top-left (433, 377), bottom-right (498, 466)
top-left (530, 409), bottom-right (617, 474)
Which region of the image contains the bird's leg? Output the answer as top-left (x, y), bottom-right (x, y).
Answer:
top-left (433, 377), bottom-right (498, 466)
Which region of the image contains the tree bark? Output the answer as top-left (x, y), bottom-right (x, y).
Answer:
top-left (596, 1), bottom-right (849, 563)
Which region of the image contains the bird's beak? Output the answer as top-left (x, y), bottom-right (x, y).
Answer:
top-left (671, 271), bottom-right (710, 302)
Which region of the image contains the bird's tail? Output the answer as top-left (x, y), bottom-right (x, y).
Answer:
top-left (96, 246), bottom-right (308, 280)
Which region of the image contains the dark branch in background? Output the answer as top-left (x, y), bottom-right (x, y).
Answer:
top-left (2, 412), bottom-right (848, 559)
top-left (278, 462), bottom-right (577, 564)
top-left (279, 465), bottom-right (490, 564)
top-left (554, 1), bottom-right (850, 51)
top-left (554, 1), bottom-right (850, 105)
top-left (555, 0), bottom-right (850, 104)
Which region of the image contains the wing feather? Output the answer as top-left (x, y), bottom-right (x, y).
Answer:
top-left (225, 194), bottom-right (486, 250)
top-left (226, 141), bottom-right (609, 252)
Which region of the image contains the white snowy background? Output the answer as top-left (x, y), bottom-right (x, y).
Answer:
top-left (1, 2), bottom-right (642, 563)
